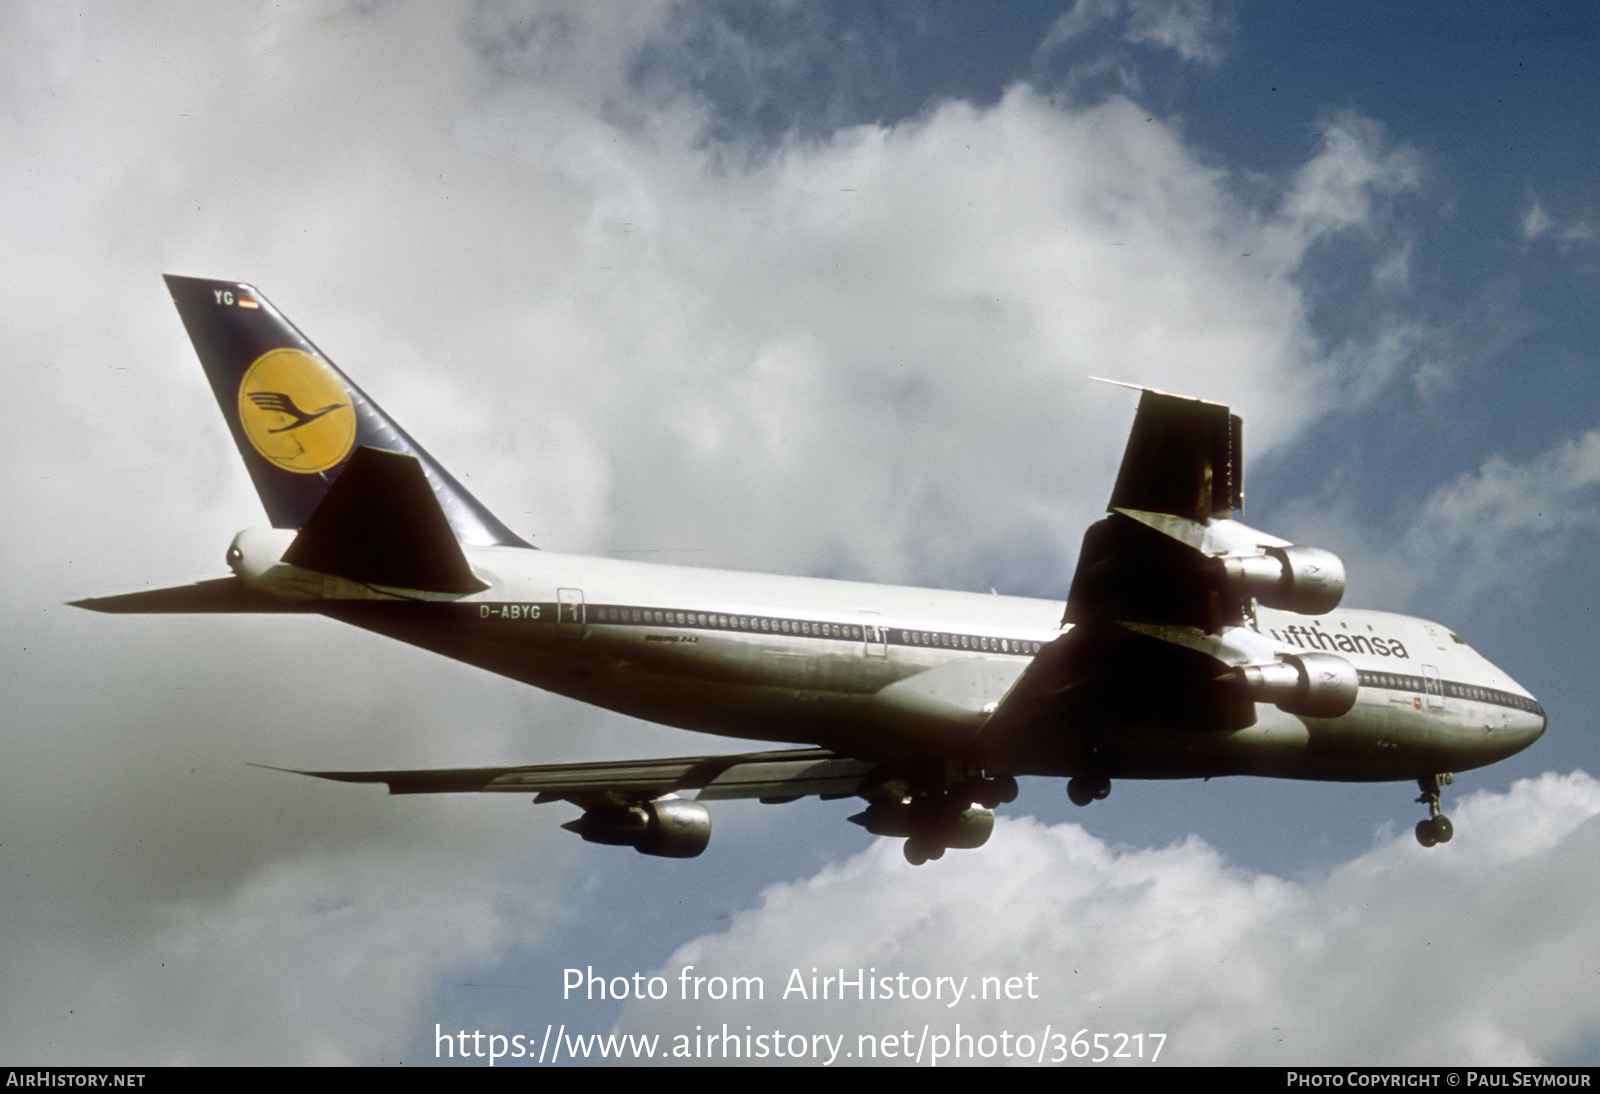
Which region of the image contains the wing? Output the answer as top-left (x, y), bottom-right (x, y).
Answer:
top-left (262, 746), bottom-right (878, 807)
top-left (1063, 387), bottom-right (1342, 630)
top-left (262, 747), bottom-right (884, 859)
top-left (1067, 386), bottom-right (1246, 631)
top-left (975, 387), bottom-right (1349, 773)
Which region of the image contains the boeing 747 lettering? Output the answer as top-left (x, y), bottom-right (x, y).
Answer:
top-left (73, 276), bottom-right (1547, 862)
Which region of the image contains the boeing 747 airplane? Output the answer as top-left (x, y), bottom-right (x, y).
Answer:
top-left (73, 276), bottom-right (1547, 862)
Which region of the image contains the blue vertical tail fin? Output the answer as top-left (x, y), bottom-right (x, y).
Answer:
top-left (163, 274), bottom-right (529, 548)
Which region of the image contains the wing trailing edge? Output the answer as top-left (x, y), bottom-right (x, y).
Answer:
top-left (258, 747), bottom-right (878, 807)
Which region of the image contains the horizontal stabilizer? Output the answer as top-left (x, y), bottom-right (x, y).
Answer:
top-left (283, 447), bottom-right (487, 593)
top-left (70, 577), bottom-right (313, 614)
top-left (257, 747), bottom-right (876, 807)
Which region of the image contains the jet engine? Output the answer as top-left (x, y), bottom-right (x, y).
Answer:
top-left (937, 804), bottom-right (995, 849)
top-left (848, 800), bottom-right (995, 849)
top-left (1234, 651), bottom-right (1358, 719)
top-left (561, 799), bottom-right (712, 858)
top-left (1220, 545), bottom-right (1346, 615)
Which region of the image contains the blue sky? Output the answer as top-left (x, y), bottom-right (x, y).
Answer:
top-left (2, 0), bottom-right (1597, 1066)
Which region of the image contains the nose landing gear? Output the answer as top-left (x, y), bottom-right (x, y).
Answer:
top-left (1414, 773), bottom-right (1455, 847)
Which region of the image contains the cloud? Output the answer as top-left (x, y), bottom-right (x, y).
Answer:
top-left (0, 7), bottom-right (1423, 586)
top-left (1329, 428), bottom-right (1600, 620)
top-left (1, 847), bottom-right (566, 1065)
top-left (1271, 417), bottom-right (1600, 640)
top-left (1042, 0), bottom-right (1236, 68)
top-left (621, 772), bottom-right (1600, 1065)
top-left (0, 1), bottom-right (1452, 1065)
top-left (1266, 114), bottom-right (1422, 266)
top-left (1370, 240), bottom-right (1413, 295)
top-left (1520, 199), bottom-right (1595, 245)
top-left (1399, 430), bottom-right (1600, 611)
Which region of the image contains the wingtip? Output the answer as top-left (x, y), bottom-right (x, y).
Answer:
top-left (248, 762), bottom-right (310, 777)
top-left (1089, 376), bottom-right (1227, 407)
top-left (1088, 375), bottom-right (1144, 392)
top-left (248, 762), bottom-right (381, 785)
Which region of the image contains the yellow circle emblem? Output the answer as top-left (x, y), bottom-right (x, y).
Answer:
top-left (236, 348), bottom-right (358, 474)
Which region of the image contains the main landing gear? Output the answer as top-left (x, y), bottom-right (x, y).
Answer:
top-left (1413, 773), bottom-right (1455, 848)
top-left (899, 778), bottom-right (1014, 866)
top-left (852, 775), bottom-right (1017, 866)
top-left (1066, 775), bottom-right (1111, 807)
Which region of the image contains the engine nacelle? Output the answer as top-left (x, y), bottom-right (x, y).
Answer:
top-left (1234, 651), bottom-right (1358, 719)
top-left (941, 805), bottom-right (996, 849)
top-left (637, 800), bottom-right (712, 858)
top-left (1220, 545), bottom-right (1346, 615)
top-left (562, 799), bottom-right (712, 858)
top-left (848, 801), bottom-right (995, 849)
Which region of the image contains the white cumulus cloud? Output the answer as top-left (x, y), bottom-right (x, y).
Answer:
top-left (622, 773), bottom-right (1600, 1066)
top-left (0, 1), bottom-right (1469, 1065)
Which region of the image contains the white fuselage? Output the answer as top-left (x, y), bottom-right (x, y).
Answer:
top-left (229, 527), bottom-right (1546, 782)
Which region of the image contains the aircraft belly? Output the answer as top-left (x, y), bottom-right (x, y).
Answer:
top-left (323, 606), bottom-right (935, 749)
top-left (321, 600), bottom-right (1544, 782)
top-left (1079, 696), bottom-right (1542, 783)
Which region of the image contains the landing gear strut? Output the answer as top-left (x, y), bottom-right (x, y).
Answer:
top-left (1067, 775), bottom-right (1111, 807)
top-left (1413, 773), bottom-right (1455, 848)
top-left (967, 774), bottom-right (1019, 808)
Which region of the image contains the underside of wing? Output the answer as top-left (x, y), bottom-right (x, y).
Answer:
top-left (264, 747), bottom-right (877, 807)
top-left (264, 748), bottom-right (884, 859)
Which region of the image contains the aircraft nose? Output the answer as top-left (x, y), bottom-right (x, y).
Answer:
top-left (1507, 692), bottom-right (1547, 754)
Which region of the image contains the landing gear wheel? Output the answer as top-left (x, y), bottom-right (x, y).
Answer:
top-left (904, 839), bottom-right (929, 866)
top-left (1413, 773), bottom-right (1456, 849)
top-left (1067, 776), bottom-right (1111, 807)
